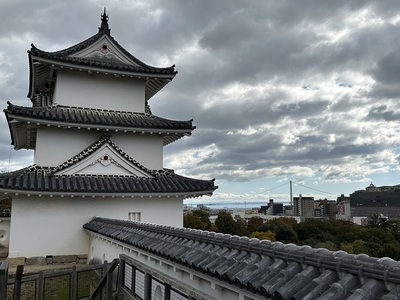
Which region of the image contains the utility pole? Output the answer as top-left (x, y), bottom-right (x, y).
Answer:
top-left (290, 180), bottom-right (293, 215)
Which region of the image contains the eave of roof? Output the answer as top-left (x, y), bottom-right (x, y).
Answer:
top-left (27, 11), bottom-right (177, 101)
top-left (28, 11), bottom-right (176, 75)
top-left (0, 166), bottom-right (216, 198)
top-left (84, 217), bottom-right (400, 299)
top-left (4, 103), bottom-right (195, 149)
top-left (0, 136), bottom-right (217, 197)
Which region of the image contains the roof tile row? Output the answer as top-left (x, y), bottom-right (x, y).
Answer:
top-left (5, 102), bottom-right (194, 131)
top-left (28, 16), bottom-right (176, 76)
top-left (83, 217), bottom-right (400, 299)
top-left (0, 167), bottom-right (215, 196)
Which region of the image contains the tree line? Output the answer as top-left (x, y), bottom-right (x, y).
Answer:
top-left (184, 211), bottom-right (400, 260)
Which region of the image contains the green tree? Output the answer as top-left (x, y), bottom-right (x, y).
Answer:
top-left (183, 213), bottom-right (208, 230)
top-left (315, 241), bottom-right (338, 251)
top-left (236, 218), bottom-right (249, 236)
top-left (363, 242), bottom-right (382, 257)
top-left (209, 224), bottom-right (218, 232)
top-left (387, 221), bottom-right (400, 241)
top-left (333, 221), bottom-right (362, 243)
top-left (268, 217), bottom-right (298, 228)
top-left (250, 231), bottom-right (276, 241)
top-left (378, 242), bottom-right (400, 260)
top-left (340, 242), bottom-right (354, 254)
top-left (215, 211), bottom-right (238, 235)
top-left (360, 227), bottom-right (395, 245)
top-left (247, 216), bottom-right (264, 233)
top-left (351, 239), bottom-right (369, 255)
top-left (295, 219), bottom-right (324, 242)
top-left (257, 217), bottom-right (297, 233)
top-left (368, 214), bottom-right (389, 229)
top-left (192, 210), bottom-right (211, 230)
top-left (275, 223), bottom-right (298, 243)
top-left (257, 222), bottom-right (277, 233)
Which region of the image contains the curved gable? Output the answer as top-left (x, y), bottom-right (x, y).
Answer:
top-left (72, 35), bottom-right (140, 67)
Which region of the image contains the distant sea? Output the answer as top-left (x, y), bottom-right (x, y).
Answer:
top-left (184, 201), bottom-right (290, 210)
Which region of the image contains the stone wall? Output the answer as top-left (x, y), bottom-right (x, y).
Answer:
top-left (7, 254), bottom-right (88, 269)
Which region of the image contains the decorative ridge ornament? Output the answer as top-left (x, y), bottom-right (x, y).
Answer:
top-left (99, 7), bottom-right (111, 35)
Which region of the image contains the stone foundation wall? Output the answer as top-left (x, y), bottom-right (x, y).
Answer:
top-left (7, 254), bottom-right (88, 268)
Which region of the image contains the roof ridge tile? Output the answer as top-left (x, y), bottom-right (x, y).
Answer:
top-left (82, 218), bottom-right (400, 298)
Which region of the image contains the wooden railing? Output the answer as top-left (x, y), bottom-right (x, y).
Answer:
top-left (0, 259), bottom-right (118, 300)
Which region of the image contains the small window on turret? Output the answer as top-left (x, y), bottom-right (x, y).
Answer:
top-left (128, 212), bottom-right (141, 222)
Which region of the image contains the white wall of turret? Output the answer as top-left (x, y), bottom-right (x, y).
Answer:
top-left (34, 127), bottom-right (163, 170)
top-left (8, 194), bottom-right (184, 258)
top-left (54, 70), bottom-right (146, 112)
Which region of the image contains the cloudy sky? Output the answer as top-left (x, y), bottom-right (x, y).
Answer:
top-left (1, 0), bottom-right (400, 205)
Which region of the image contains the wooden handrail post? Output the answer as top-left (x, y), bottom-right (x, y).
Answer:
top-left (71, 265), bottom-right (77, 300)
top-left (89, 258), bottom-right (119, 299)
top-left (106, 261), bottom-right (113, 300)
top-left (13, 265), bottom-right (24, 300)
top-left (144, 273), bottom-right (151, 300)
top-left (0, 261), bottom-right (9, 300)
top-left (37, 271), bottom-right (43, 300)
top-left (117, 258), bottom-right (124, 299)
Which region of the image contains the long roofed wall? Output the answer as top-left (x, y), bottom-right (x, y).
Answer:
top-left (84, 217), bottom-right (400, 300)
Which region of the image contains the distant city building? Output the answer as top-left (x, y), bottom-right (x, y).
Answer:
top-left (273, 202), bottom-right (284, 215)
top-left (258, 205), bottom-right (269, 214)
top-left (284, 204), bottom-right (293, 216)
top-left (350, 183), bottom-right (400, 220)
top-left (336, 194), bottom-right (351, 221)
top-left (258, 199), bottom-right (284, 216)
top-left (315, 199), bottom-right (337, 219)
top-left (352, 216), bottom-right (369, 226)
top-left (293, 195), bottom-right (314, 217)
top-left (196, 204), bottom-right (210, 211)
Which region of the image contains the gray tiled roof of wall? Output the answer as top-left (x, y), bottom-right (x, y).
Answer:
top-left (5, 102), bottom-right (194, 131)
top-left (83, 217), bottom-right (400, 300)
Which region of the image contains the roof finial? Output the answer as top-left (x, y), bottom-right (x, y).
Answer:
top-left (101, 7), bottom-right (108, 23)
top-left (99, 7), bottom-right (111, 35)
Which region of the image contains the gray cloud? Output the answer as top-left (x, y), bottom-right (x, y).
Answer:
top-left (1, 1), bottom-right (400, 199)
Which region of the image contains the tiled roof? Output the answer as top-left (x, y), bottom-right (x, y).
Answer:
top-left (27, 11), bottom-right (176, 101)
top-left (84, 217), bottom-right (400, 300)
top-left (29, 45), bottom-right (176, 75)
top-left (28, 14), bottom-right (176, 76)
top-left (0, 137), bottom-right (216, 196)
top-left (5, 102), bottom-right (194, 149)
top-left (0, 166), bottom-right (216, 197)
top-left (5, 102), bottom-right (194, 130)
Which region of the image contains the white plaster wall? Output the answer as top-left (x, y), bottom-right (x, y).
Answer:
top-left (89, 235), bottom-right (126, 264)
top-left (53, 70), bottom-right (145, 112)
top-left (8, 195), bottom-right (183, 258)
top-left (34, 128), bottom-right (163, 169)
top-left (112, 132), bottom-right (163, 170)
top-left (34, 127), bottom-right (98, 166)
